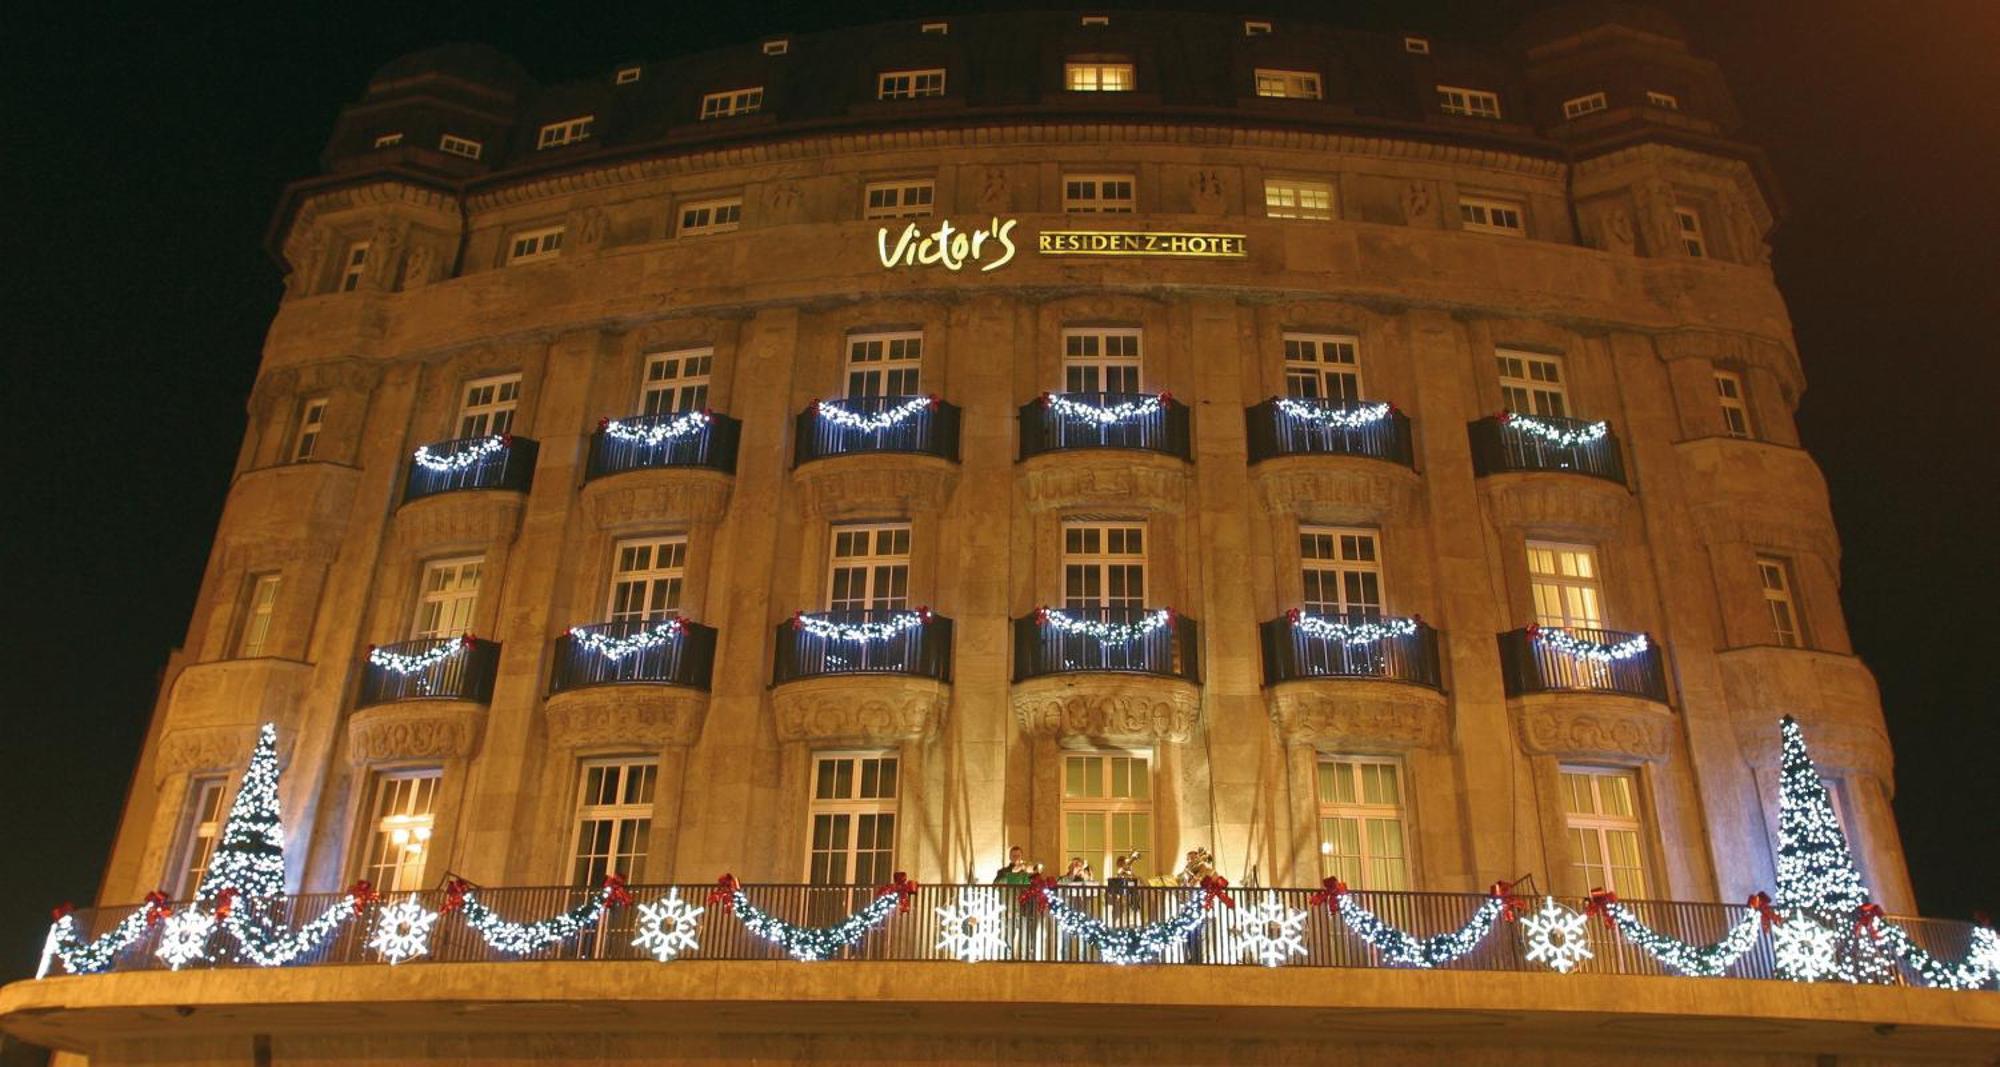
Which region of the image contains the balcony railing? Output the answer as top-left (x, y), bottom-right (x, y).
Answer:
top-left (1018, 392), bottom-right (1192, 461)
top-left (1497, 626), bottom-right (1668, 702)
top-left (794, 395), bottom-right (961, 466)
top-left (1245, 397), bottom-right (1415, 467)
top-left (772, 609), bottom-right (954, 684)
top-left (585, 411), bottom-right (741, 480)
top-left (357, 636), bottom-right (501, 706)
top-left (1013, 606), bottom-right (1201, 682)
top-left (1467, 413), bottom-right (1625, 484)
top-left (402, 434), bottom-right (539, 503)
top-left (550, 619), bottom-right (719, 694)
top-left (1259, 613), bottom-right (1442, 688)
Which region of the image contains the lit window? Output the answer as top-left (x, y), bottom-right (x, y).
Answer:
top-left (338, 241), bottom-right (370, 292)
top-left (1317, 758), bottom-right (1408, 889)
top-left (1646, 90), bottom-right (1680, 110)
top-left (864, 179), bottom-right (937, 219)
top-left (615, 66), bottom-right (642, 85)
top-left (1065, 61), bottom-right (1134, 92)
top-left (456, 374), bottom-right (521, 438)
top-left (569, 759), bottom-right (658, 885)
top-left (921, 21), bottom-right (949, 35)
top-left (411, 557), bottom-right (482, 639)
top-left (828, 524), bottom-right (911, 612)
top-left (235, 573), bottom-right (282, 658)
top-left (762, 39), bottom-right (789, 56)
top-left (292, 396), bottom-right (328, 461)
top-left (878, 68), bottom-right (947, 100)
top-left (1403, 36), bottom-right (1431, 55)
top-left (678, 197), bottom-right (743, 236)
top-left (363, 770), bottom-right (441, 893)
top-left (1255, 68), bottom-right (1323, 100)
top-left (1063, 522), bottom-right (1146, 610)
top-left (1062, 753), bottom-right (1153, 881)
top-left (1283, 333), bottom-right (1360, 401)
top-left (1244, 19), bottom-right (1272, 36)
top-left (846, 331), bottom-right (923, 398)
top-left (438, 134), bottom-right (483, 159)
top-left (807, 752), bottom-right (898, 885)
top-left (1561, 767), bottom-right (1648, 896)
top-left (1300, 527), bottom-right (1382, 618)
top-left (1081, 14), bottom-right (1110, 26)
top-left (1436, 85), bottom-right (1502, 119)
top-left (1758, 556), bottom-right (1802, 648)
top-left (1527, 541), bottom-right (1603, 630)
top-left (1063, 327), bottom-right (1142, 393)
top-left (1675, 205), bottom-right (1707, 257)
top-left (700, 87), bottom-right (764, 120)
top-left (536, 115), bottom-right (594, 149)
top-left (1458, 196), bottom-right (1525, 236)
top-left (1265, 178), bottom-right (1334, 220)
top-left (641, 347), bottom-right (713, 415)
top-left (608, 537), bottom-right (687, 622)
top-left (1063, 173), bottom-right (1135, 213)
top-left (1563, 92), bottom-right (1608, 119)
top-left (1497, 350), bottom-right (1567, 416)
top-left (506, 225), bottom-right (565, 264)
top-left (1714, 371), bottom-right (1751, 438)
top-left (171, 776), bottom-right (228, 899)
top-left (372, 132), bottom-right (404, 148)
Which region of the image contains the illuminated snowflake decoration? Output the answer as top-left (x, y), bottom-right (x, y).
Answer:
top-left (936, 890), bottom-right (1011, 963)
top-left (632, 893), bottom-right (704, 962)
top-left (369, 896), bottom-right (438, 965)
top-left (1520, 897), bottom-right (1593, 974)
top-left (154, 910), bottom-right (217, 971)
top-left (1232, 897), bottom-right (1307, 967)
top-left (1771, 915), bottom-right (1842, 983)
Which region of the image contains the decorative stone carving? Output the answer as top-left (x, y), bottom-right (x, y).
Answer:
top-left (1011, 675), bottom-right (1201, 745)
top-left (156, 725), bottom-right (262, 785)
top-left (1677, 437), bottom-right (1839, 561)
top-left (1400, 181), bottom-right (1433, 222)
top-left (1266, 683), bottom-right (1447, 750)
top-left (764, 181), bottom-right (803, 222)
top-left (571, 206), bottom-right (608, 252)
top-left (1731, 712), bottom-right (1891, 783)
top-left (347, 702), bottom-right (485, 765)
top-left (1717, 647), bottom-right (1892, 781)
top-left (164, 659), bottom-right (313, 735)
top-left (1018, 452), bottom-right (1190, 514)
top-left (1252, 455), bottom-right (1423, 526)
top-left (285, 228), bottom-right (327, 298)
top-left (1189, 169), bottom-right (1225, 215)
top-left (392, 490), bottom-right (526, 552)
top-left (545, 687), bottom-right (707, 750)
top-left (978, 168), bottom-right (1010, 213)
top-left (581, 470), bottom-right (733, 531)
top-left (771, 676), bottom-right (948, 745)
top-left (401, 240), bottom-right (440, 290)
top-left (1513, 694), bottom-right (1675, 762)
top-left (1598, 207), bottom-right (1636, 256)
top-left (794, 456), bottom-right (959, 519)
top-left (1479, 473), bottom-right (1632, 541)
top-left (218, 462), bottom-right (361, 560)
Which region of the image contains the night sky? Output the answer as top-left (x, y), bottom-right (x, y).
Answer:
top-left (3, 0), bottom-right (1995, 997)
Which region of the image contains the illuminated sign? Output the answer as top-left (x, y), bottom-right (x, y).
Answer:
top-left (878, 217), bottom-right (1018, 273)
top-left (1037, 231), bottom-right (1247, 258)
top-left (875, 220), bottom-right (1249, 271)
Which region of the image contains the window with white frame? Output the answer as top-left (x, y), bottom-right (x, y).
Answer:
top-left (536, 115), bottom-right (594, 149)
top-left (338, 241), bottom-right (370, 292)
top-left (641, 348), bottom-right (713, 414)
top-left (1403, 36), bottom-right (1431, 55)
top-left (1436, 85), bottom-right (1501, 119)
top-left (1062, 173), bottom-right (1135, 213)
top-left (863, 178), bottom-right (936, 219)
top-left (1065, 60), bottom-right (1134, 92)
top-left (1527, 542), bottom-right (1603, 629)
top-left (1300, 527), bottom-right (1382, 618)
top-left (877, 68), bottom-right (946, 99)
top-left (1675, 205), bottom-right (1708, 257)
top-left (456, 374), bottom-right (521, 437)
top-left (1080, 14), bottom-right (1109, 26)
top-left (1244, 19), bottom-right (1271, 36)
top-left (1062, 327), bottom-right (1142, 392)
top-left (807, 752), bottom-right (898, 885)
top-left (171, 776), bottom-right (228, 899)
top-left (1496, 350), bottom-right (1567, 416)
top-left (827, 524), bottom-right (911, 611)
top-left (507, 225), bottom-right (564, 265)
top-left (1063, 522), bottom-right (1146, 609)
top-left (292, 396), bottom-right (328, 461)
top-left (1283, 333), bottom-right (1360, 401)
top-left (1757, 556), bottom-right (1802, 648)
top-left (699, 87), bottom-right (764, 119)
top-left (568, 759), bottom-right (658, 885)
top-left (438, 134), bottom-right (483, 159)
top-left (235, 573), bottom-right (282, 658)
top-left (921, 21), bottom-right (948, 35)
top-left (845, 331), bottom-right (923, 397)
top-left (1265, 178), bottom-right (1334, 220)
top-left (1255, 68), bottom-right (1323, 100)
top-left (607, 537), bottom-right (687, 622)
top-left (1646, 90), bottom-right (1680, 110)
top-left (615, 66), bottom-right (643, 85)
top-left (1459, 196), bottom-right (1526, 236)
top-left (1562, 92), bottom-right (1608, 119)
top-left (762, 39), bottom-right (789, 56)
top-left (373, 132), bottom-right (404, 148)
top-left (677, 197), bottom-right (743, 236)
top-left (363, 769), bottom-right (441, 893)
top-left (411, 557), bottom-right (482, 638)
top-left (1714, 370), bottom-right (1751, 438)
top-left (1062, 753), bottom-right (1153, 881)
top-left (1317, 757), bottom-right (1409, 889)
top-left (1561, 767), bottom-right (1649, 896)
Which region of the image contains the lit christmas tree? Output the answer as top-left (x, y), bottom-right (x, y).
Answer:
top-left (197, 722), bottom-right (288, 902)
top-left (1770, 715), bottom-right (1893, 983)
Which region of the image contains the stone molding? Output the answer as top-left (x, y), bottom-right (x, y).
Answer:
top-left (793, 455), bottom-right (959, 520)
top-left (1018, 452), bottom-right (1190, 514)
top-left (347, 702), bottom-right (486, 766)
top-left (164, 659), bottom-right (313, 736)
top-left (580, 469), bottom-right (733, 532)
top-left (156, 725), bottom-right (263, 786)
top-left (392, 490), bottom-right (527, 553)
top-left (215, 463), bottom-right (361, 569)
top-left (1689, 503), bottom-right (1840, 565)
top-left (1252, 455), bottom-right (1424, 526)
top-left (1716, 647), bottom-right (1892, 782)
top-left (1265, 682), bottom-right (1448, 751)
top-left (1512, 694), bottom-right (1676, 763)
top-left (1011, 674), bottom-right (1201, 745)
top-left (1479, 473), bottom-right (1632, 541)
top-left (771, 675), bottom-right (949, 746)
top-left (545, 686), bottom-right (708, 751)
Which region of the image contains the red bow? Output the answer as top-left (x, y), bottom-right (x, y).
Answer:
top-left (602, 873), bottom-right (633, 909)
top-left (347, 880), bottom-right (380, 915)
top-left (1853, 902), bottom-right (1884, 940)
top-left (1308, 877), bottom-right (1348, 914)
top-left (1018, 874), bottom-right (1058, 914)
top-left (596, 416), bottom-right (610, 431)
top-left (1034, 606), bottom-right (1049, 626)
top-left (500, 433), bottom-right (514, 447)
top-left (791, 612), bottom-right (804, 632)
top-left (214, 886), bottom-right (240, 920)
top-left (1158, 391), bottom-right (1174, 406)
top-left (1038, 392), bottom-right (1053, 408)
top-left (143, 890), bottom-right (173, 925)
top-left (1497, 410), bottom-right (1515, 424)
top-left (1199, 875), bottom-right (1236, 911)
top-left (1746, 891), bottom-right (1783, 931)
top-left (926, 394), bottom-right (941, 410)
top-left (441, 878), bottom-right (472, 914)
top-left (50, 902), bottom-right (75, 922)
top-left (708, 874), bottom-right (742, 911)
top-left (1165, 607), bottom-right (1180, 633)
top-left (1525, 623), bottom-right (1543, 640)
top-left (874, 871), bottom-right (920, 914)
top-left (1584, 888), bottom-right (1619, 929)
top-left (1489, 878), bottom-right (1526, 922)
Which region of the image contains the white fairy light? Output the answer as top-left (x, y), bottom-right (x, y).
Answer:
top-left (601, 410), bottom-right (710, 445)
top-left (815, 395), bottom-right (936, 432)
top-left (1335, 891), bottom-right (1506, 968)
top-left (1275, 398), bottom-right (1392, 428)
top-left (369, 896), bottom-right (437, 965)
top-left (38, 909), bottom-right (153, 977)
top-left (1501, 413), bottom-right (1607, 447)
top-left (1531, 626), bottom-right (1649, 663)
top-left (632, 893), bottom-right (704, 962)
top-left (733, 891), bottom-right (900, 961)
top-left (1037, 607), bottom-right (1173, 642)
top-left (457, 884), bottom-right (621, 955)
top-left (1519, 897), bottom-right (1593, 974)
top-left (569, 619), bottom-right (685, 661)
top-left (1043, 392), bottom-right (1167, 425)
top-left (367, 637), bottom-right (471, 675)
top-left (1771, 914), bottom-right (1842, 983)
top-left (935, 889), bottom-right (1011, 963)
top-left (155, 910), bottom-right (218, 971)
top-left (1045, 891), bottom-right (1211, 965)
top-left (1232, 896), bottom-right (1308, 968)
top-left (794, 610), bottom-right (930, 642)
top-left (1602, 902), bottom-right (1764, 978)
top-left (412, 434), bottom-right (509, 472)
top-left (1289, 612), bottom-right (1418, 645)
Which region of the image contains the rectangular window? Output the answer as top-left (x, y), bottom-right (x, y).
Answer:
top-left (438, 134), bottom-right (483, 159)
top-left (808, 752), bottom-right (898, 885)
top-left (536, 115), bottom-right (594, 149)
top-left (607, 536), bottom-right (687, 622)
top-left (507, 225), bottom-right (565, 265)
top-left (1758, 556), bottom-right (1802, 648)
top-left (1062, 753), bottom-right (1153, 881)
top-left (1080, 15), bottom-right (1110, 27)
top-left (1063, 522), bottom-right (1146, 609)
top-left (1646, 90), bottom-right (1680, 110)
top-left (762, 39), bottom-right (789, 56)
top-left (1065, 61), bottom-right (1134, 92)
top-left (1244, 19), bottom-right (1272, 36)
top-left (1283, 333), bottom-right (1360, 401)
top-left (235, 572), bottom-right (282, 658)
top-left (1255, 68), bottom-right (1323, 100)
top-left (1404, 36), bottom-right (1431, 55)
top-left (678, 197), bottom-right (743, 236)
top-left (1562, 92), bottom-right (1608, 119)
top-left (1714, 370), bottom-right (1751, 438)
top-left (1317, 758), bottom-right (1409, 889)
top-left (1300, 527), bottom-right (1382, 618)
top-left (845, 331), bottom-right (923, 397)
top-left (863, 179), bottom-right (936, 220)
top-left (1265, 178), bottom-right (1334, 220)
top-left (1062, 327), bottom-right (1142, 393)
top-left (1496, 350), bottom-right (1567, 416)
top-left (457, 373), bottom-right (521, 437)
top-left (1561, 767), bottom-right (1648, 896)
top-left (411, 557), bottom-right (482, 639)
top-left (568, 759), bottom-right (657, 885)
top-left (641, 348), bottom-right (713, 414)
top-left (364, 770), bottom-right (441, 893)
top-left (1436, 85), bottom-right (1502, 119)
top-left (828, 524), bottom-right (911, 611)
top-left (1527, 541), bottom-right (1603, 629)
top-left (1062, 173), bottom-right (1136, 213)
top-left (338, 241), bottom-right (370, 292)
top-left (1458, 196), bottom-right (1526, 236)
top-left (615, 66), bottom-right (643, 85)
top-left (921, 21), bottom-right (949, 35)
top-left (171, 776), bottom-right (228, 899)
top-left (878, 68), bottom-right (947, 100)
top-left (292, 396), bottom-right (328, 461)
top-left (1675, 205), bottom-right (1708, 257)
top-left (373, 132), bottom-right (404, 148)
top-left (700, 87), bottom-right (764, 120)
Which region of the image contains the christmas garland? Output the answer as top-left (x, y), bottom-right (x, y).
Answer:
top-left (1023, 875), bottom-right (1228, 965)
top-left (814, 395), bottom-right (938, 432)
top-left (1316, 877), bottom-right (1514, 969)
top-left (1287, 610), bottom-right (1419, 645)
top-left (1498, 412), bottom-right (1607, 447)
top-left (1528, 624), bottom-right (1649, 663)
top-left (413, 434), bottom-right (510, 472)
top-left (1035, 607), bottom-right (1175, 642)
top-left (217, 882), bottom-right (375, 967)
top-left (1041, 392), bottom-right (1170, 425)
top-left (709, 874), bottom-right (906, 961)
top-left (568, 618), bottom-right (686, 661)
top-left (1597, 891), bottom-right (1772, 978)
top-left (37, 897), bottom-right (168, 977)
top-left (1276, 398), bottom-right (1393, 428)
top-left (367, 635), bottom-right (475, 674)
top-left (600, 410), bottom-right (711, 445)
top-left (1875, 920), bottom-right (2000, 991)
top-left (445, 875), bottom-right (631, 955)
top-left (793, 609), bottom-right (931, 641)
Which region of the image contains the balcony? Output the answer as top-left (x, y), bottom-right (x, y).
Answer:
top-left (1468, 413), bottom-right (1625, 485)
top-left (357, 636), bottom-right (501, 706)
top-left (1018, 392), bottom-right (1191, 461)
top-left (402, 434), bottom-right (539, 503)
top-left (794, 395), bottom-right (961, 467)
top-left (1259, 613), bottom-right (1441, 688)
top-left (772, 609), bottom-right (954, 684)
top-left (550, 619), bottom-right (718, 693)
top-left (1013, 606), bottom-right (1200, 682)
top-left (1498, 625), bottom-right (1667, 702)
top-left (1245, 397), bottom-right (1414, 467)
top-left (585, 410), bottom-right (742, 480)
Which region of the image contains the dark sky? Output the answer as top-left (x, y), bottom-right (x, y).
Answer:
top-left (2, 0), bottom-right (1995, 994)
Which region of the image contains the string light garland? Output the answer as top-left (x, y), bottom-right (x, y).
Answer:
top-left (1035, 607), bottom-right (1175, 642)
top-left (568, 618), bottom-right (686, 661)
top-left (1286, 610), bottom-right (1419, 645)
top-left (38, 907), bottom-right (157, 978)
top-left (1323, 878), bottom-right (1513, 969)
top-left (1600, 896), bottom-right (1769, 978)
top-left (814, 395), bottom-right (938, 432)
top-left (1276, 398), bottom-right (1393, 428)
top-left (600, 410), bottom-right (711, 445)
top-left (447, 876), bottom-right (631, 956)
top-left (1043, 891), bottom-right (1212, 965)
top-left (1041, 392), bottom-right (1170, 425)
top-left (935, 889), bottom-right (1012, 963)
top-left (367, 635), bottom-right (473, 675)
top-left (1528, 625), bottom-right (1649, 663)
top-left (631, 893), bottom-right (704, 962)
top-left (1498, 412), bottom-right (1607, 447)
top-left (412, 434), bottom-right (510, 472)
top-left (793, 609), bottom-right (931, 642)
top-left (1519, 897), bottom-right (1593, 974)
top-left (1232, 896), bottom-right (1309, 967)
top-left (1874, 923), bottom-right (2000, 991)
top-left (727, 889), bottom-right (900, 961)
top-left (370, 896), bottom-right (438, 965)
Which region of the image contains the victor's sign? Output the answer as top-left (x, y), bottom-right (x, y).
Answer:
top-left (1037, 231), bottom-right (1247, 258)
top-left (875, 219), bottom-right (1249, 272)
top-left (877, 217), bottom-right (1019, 273)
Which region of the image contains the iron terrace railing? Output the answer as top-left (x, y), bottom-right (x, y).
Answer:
top-left (357, 637), bottom-right (501, 707)
top-left (772, 610), bottom-right (955, 684)
top-left (549, 620), bottom-right (719, 694)
top-left (1245, 397), bottom-right (1415, 467)
top-left (794, 396), bottom-right (962, 466)
top-left (1497, 626), bottom-right (1669, 702)
top-left (1013, 606), bottom-right (1201, 683)
top-left (1467, 413), bottom-right (1625, 484)
top-left (1018, 392), bottom-right (1192, 461)
top-left (402, 434), bottom-right (539, 503)
top-left (1259, 615), bottom-right (1442, 688)
top-left (585, 411), bottom-right (742, 480)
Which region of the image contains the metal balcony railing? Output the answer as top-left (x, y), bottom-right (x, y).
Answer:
top-left (585, 411), bottom-right (741, 480)
top-left (772, 610), bottom-right (954, 684)
top-left (1467, 413), bottom-right (1625, 484)
top-left (402, 434), bottom-right (539, 503)
top-left (550, 619), bottom-right (719, 694)
top-left (1018, 392), bottom-right (1192, 461)
top-left (1013, 606), bottom-right (1201, 682)
top-left (1497, 626), bottom-right (1668, 702)
top-left (794, 396), bottom-right (961, 466)
top-left (357, 636), bottom-right (501, 706)
top-left (1245, 397), bottom-right (1415, 467)
top-left (1259, 614), bottom-right (1442, 688)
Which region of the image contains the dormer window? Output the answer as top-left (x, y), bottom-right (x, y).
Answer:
top-left (615, 66), bottom-right (642, 85)
top-left (373, 132), bottom-right (404, 148)
top-left (700, 87), bottom-right (764, 120)
top-left (1436, 85), bottom-right (1501, 119)
top-left (438, 134), bottom-right (483, 160)
top-left (1646, 90), bottom-right (1680, 110)
top-left (1255, 69), bottom-right (1323, 100)
top-left (1066, 59), bottom-right (1134, 92)
top-left (1562, 93), bottom-right (1608, 120)
top-left (536, 116), bottom-right (594, 149)
top-left (1403, 36), bottom-right (1431, 55)
top-left (1244, 20), bottom-right (1272, 36)
top-left (878, 69), bottom-right (947, 100)
top-left (762, 38), bottom-right (789, 56)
